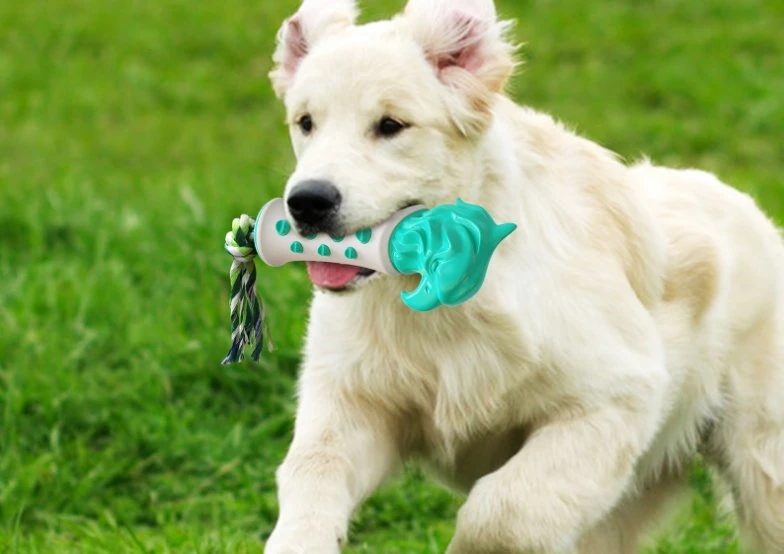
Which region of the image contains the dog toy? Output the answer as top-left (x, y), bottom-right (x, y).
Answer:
top-left (222, 198), bottom-right (516, 364)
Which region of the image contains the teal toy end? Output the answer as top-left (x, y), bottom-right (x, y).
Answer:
top-left (388, 199), bottom-right (517, 311)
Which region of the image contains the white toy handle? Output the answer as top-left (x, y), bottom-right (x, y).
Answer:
top-left (253, 198), bottom-right (425, 275)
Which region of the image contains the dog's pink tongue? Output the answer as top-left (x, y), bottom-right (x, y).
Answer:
top-left (306, 262), bottom-right (362, 289)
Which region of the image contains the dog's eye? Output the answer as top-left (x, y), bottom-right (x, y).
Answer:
top-left (376, 117), bottom-right (408, 138)
top-left (297, 114), bottom-right (314, 135)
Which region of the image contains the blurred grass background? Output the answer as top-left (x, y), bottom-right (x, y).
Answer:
top-left (1, 0), bottom-right (782, 552)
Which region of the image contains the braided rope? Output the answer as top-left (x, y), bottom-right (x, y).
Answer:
top-left (222, 214), bottom-right (271, 364)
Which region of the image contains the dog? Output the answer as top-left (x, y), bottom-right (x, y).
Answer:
top-left (262, 0), bottom-right (784, 552)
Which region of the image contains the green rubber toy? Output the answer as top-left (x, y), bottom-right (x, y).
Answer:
top-left (222, 198), bottom-right (516, 363)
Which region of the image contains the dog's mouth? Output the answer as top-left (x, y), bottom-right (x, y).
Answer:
top-left (304, 201), bottom-right (423, 293)
top-left (306, 262), bottom-right (377, 291)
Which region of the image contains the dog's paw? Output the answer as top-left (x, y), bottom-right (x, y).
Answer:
top-left (446, 475), bottom-right (577, 554)
top-left (264, 520), bottom-right (343, 554)
top-left (264, 535), bottom-right (341, 554)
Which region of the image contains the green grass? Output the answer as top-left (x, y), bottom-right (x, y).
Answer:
top-left (1, 0), bottom-right (782, 552)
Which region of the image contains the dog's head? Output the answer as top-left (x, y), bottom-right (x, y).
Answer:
top-left (270, 0), bottom-right (517, 291)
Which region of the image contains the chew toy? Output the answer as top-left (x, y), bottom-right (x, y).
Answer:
top-left (222, 198), bottom-right (516, 364)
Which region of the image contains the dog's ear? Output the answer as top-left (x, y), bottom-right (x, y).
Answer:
top-left (402, 0), bottom-right (518, 135)
top-left (269, 0), bottom-right (358, 98)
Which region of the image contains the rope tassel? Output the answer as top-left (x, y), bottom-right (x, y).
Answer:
top-left (222, 214), bottom-right (271, 364)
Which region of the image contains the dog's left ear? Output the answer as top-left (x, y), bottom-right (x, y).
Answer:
top-left (402, 0), bottom-right (518, 135)
top-left (269, 0), bottom-right (359, 98)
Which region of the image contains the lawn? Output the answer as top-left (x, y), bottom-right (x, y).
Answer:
top-left (1, 0), bottom-right (782, 552)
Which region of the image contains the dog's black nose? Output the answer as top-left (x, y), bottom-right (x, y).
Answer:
top-left (286, 180), bottom-right (342, 230)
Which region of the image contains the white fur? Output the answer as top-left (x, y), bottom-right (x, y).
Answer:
top-left (264, 0), bottom-right (784, 552)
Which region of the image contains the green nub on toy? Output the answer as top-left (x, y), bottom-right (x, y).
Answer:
top-left (222, 198), bottom-right (516, 364)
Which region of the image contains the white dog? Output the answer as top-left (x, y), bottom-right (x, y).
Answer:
top-left (263, 0), bottom-right (784, 552)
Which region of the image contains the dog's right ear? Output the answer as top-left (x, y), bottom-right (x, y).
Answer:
top-left (402, 0), bottom-right (516, 92)
top-left (269, 0), bottom-right (358, 98)
top-left (402, 0), bottom-right (518, 136)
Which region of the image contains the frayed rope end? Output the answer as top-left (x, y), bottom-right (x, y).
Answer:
top-left (222, 214), bottom-right (273, 365)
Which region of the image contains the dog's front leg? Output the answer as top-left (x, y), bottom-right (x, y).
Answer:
top-left (264, 380), bottom-right (400, 554)
top-left (447, 405), bottom-right (662, 554)
top-left (447, 344), bottom-right (668, 554)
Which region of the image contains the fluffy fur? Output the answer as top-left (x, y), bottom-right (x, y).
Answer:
top-left (264, 0), bottom-right (784, 552)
